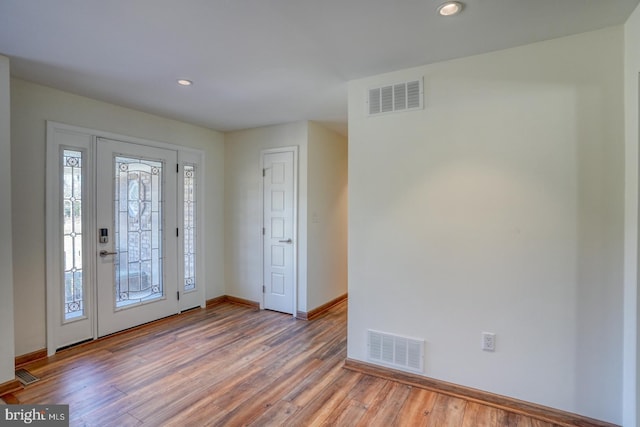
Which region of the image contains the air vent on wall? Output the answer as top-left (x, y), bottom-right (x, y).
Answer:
top-left (368, 78), bottom-right (423, 116)
top-left (367, 330), bottom-right (425, 373)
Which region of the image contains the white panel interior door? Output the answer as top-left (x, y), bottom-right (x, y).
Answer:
top-left (263, 149), bottom-right (296, 314)
top-left (96, 138), bottom-right (179, 336)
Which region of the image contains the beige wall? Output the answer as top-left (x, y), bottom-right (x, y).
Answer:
top-left (307, 121), bottom-right (348, 309)
top-left (224, 122), bottom-right (309, 309)
top-left (348, 27), bottom-right (624, 423)
top-left (224, 121), bottom-right (347, 313)
top-left (0, 56), bottom-right (15, 384)
top-left (624, 3), bottom-right (640, 425)
top-left (10, 79), bottom-right (225, 356)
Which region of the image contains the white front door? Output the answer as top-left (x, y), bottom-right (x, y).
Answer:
top-left (96, 138), bottom-right (179, 336)
top-left (262, 148), bottom-right (297, 314)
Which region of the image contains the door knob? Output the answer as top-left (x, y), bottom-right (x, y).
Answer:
top-left (278, 239), bottom-right (292, 244)
top-left (99, 250), bottom-right (118, 257)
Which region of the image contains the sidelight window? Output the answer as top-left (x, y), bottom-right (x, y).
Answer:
top-left (63, 149), bottom-right (85, 321)
top-left (183, 164), bottom-right (197, 292)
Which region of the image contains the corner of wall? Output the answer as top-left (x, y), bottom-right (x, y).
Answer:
top-left (623, 3), bottom-right (640, 426)
top-left (305, 121), bottom-right (348, 311)
top-left (223, 122), bottom-right (310, 311)
top-left (0, 54), bottom-right (15, 383)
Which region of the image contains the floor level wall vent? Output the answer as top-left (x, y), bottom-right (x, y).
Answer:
top-left (367, 330), bottom-right (424, 373)
top-left (15, 368), bottom-right (39, 386)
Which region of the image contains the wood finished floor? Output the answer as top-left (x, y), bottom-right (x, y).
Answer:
top-left (5, 301), bottom-right (562, 427)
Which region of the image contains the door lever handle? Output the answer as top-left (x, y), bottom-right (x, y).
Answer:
top-left (278, 239), bottom-right (292, 244)
top-left (99, 250), bottom-right (118, 257)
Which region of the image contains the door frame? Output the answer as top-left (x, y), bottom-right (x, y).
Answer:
top-left (177, 151), bottom-right (206, 313)
top-left (45, 126), bottom-right (96, 353)
top-left (260, 146), bottom-right (298, 316)
top-left (46, 121), bottom-right (205, 355)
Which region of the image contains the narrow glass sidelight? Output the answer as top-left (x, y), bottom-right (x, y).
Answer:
top-left (183, 165), bottom-right (196, 291)
top-left (63, 150), bottom-right (84, 321)
top-left (114, 156), bottom-right (164, 308)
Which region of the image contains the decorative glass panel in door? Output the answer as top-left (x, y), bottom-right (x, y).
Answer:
top-left (114, 156), bottom-right (164, 308)
top-left (96, 138), bottom-right (178, 337)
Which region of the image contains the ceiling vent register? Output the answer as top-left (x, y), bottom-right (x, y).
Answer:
top-left (368, 78), bottom-right (423, 116)
top-left (367, 329), bottom-right (424, 373)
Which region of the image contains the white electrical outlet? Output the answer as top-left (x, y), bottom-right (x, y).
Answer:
top-left (482, 332), bottom-right (496, 352)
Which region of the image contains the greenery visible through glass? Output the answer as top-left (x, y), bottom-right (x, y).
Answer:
top-left (184, 165), bottom-right (196, 291)
top-left (63, 150), bottom-right (84, 320)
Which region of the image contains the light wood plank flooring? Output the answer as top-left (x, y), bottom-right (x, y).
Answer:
top-left (5, 301), bottom-right (562, 426)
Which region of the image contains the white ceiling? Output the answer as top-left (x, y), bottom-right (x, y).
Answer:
top-left (0, 0), bottom-right (638, 136)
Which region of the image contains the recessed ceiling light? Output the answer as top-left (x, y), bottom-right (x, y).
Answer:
top-left (177, 79), bottom-right (193, 86)
top-left (437, 1), bottom-right (463, 16)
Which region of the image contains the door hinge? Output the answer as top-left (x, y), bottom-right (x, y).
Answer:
top-left (262, 227), bottom-right (265, 235)
top-left (177, 163), bottom-right (179, 173)
top-left (177, 291), bottom-right (180, 301)
top-left (176, 228), bottom-right (179, 237)
top-left (262, 168), bottom-right (266, 177)
top-left (262, 285), bottom-right (265, 293)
